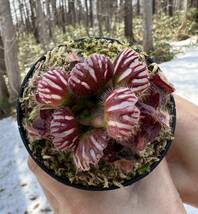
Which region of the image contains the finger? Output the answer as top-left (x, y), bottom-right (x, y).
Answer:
top-left (27, 156), bottom-right (136, 210)
top-left (133, 159), bottom-right (186, 213)
top-left (27, 157), bottom-right (88, 200)
top-left (28, 157), bottom-right (61, 212)
top-left (28, 155), bottom-right (62, 188)
top-left (28, 156), bottom-right (38, 174)
top-left (27, 156), bottom-right (101, 213)
top-left (39, 182), bottom-right (59, 214)
top-left (27, 156), bottom-right (61, 187)
top-left (166, 96), bottom-right (198, 206)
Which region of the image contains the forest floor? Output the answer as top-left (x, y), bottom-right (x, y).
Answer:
top-left (0, 37), bottom-right (198, 214)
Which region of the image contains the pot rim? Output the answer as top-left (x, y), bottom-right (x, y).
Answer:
top-left (16, 37), bottom-right (176, 191)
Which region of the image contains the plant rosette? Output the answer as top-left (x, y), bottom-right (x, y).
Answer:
top-left (17, 38), bottom-right (176, 191)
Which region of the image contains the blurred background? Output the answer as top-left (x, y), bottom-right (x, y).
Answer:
top-left (0, 0), bottom-right (197, 213)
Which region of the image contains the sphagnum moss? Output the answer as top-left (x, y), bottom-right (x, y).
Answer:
top-left (20, 38), bottom-right (175, 188)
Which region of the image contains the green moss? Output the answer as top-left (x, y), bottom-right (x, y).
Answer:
top-left (189, 21), bottom-right (198, 35)
top-left (21, 38), bottom-right (174, 188)
top-left (0, 99), bottom-right (11, 110)
top-left (151, 41), bottom-right (175, 63)
top-left (28, 127), bottom-right (171, 188)
top-left (136, 163), bottom-right (150, 175)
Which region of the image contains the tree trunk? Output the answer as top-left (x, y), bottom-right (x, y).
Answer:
top-left (167, 0), bottom-right (173, 16)
top-left (51, 0), bottom-right (58, 25)
top-left (29, 0), bottom-right (40, 43)
top-left (22, 0), bottom-right (31, 33)
top-left (124, 0), bottom-right (134, 42)
top-left (112, 0), bottom-right (119, 31)
top-left (0, 36), bottom-right (6, 72)
top-left (89, 0), bottom-right (94, 28)
top-left (118, 0), bottom-right (125, 23)
top-left (97, 0), bottom-right (103, 36)
top-left (46, 0), bottom-right (53, 38)
top-left (184, 0), bottom-right (189, 13)
top-left (0, 74), bottom-right (9, 103)
top-left (194, 0), bottom-right (198, 24)
top-left (0, 67), bottom-right (9, 117)
top-left (136, 0), bottom-right (140, 15)
top-left (177, 0), bottom-right (188, 33)
top-left (61, 0), bottom-right (66, 33)
top-left (68, 0), bottom-right (76, 26)
top-left (63, 0), bottom-right (67, 25)
top-left (0, 36), bottom-right (9, 112)
top-left (152, 0), bottom-right (156, 14)
top-left (76, 0), bottom-right (83, 25)
top-left (154, 0), bottom-right (161, 14)
top-left (175, 0), bottom-right (182, 11)
top-left (18, 0), bottom-right (26, 32)
top-left (0, 0), bottom-right (21, 103)
top-left (35, 0), bottom-right (49, 50)
top-left (143, 0), bottom-right (153, 52)
top-left (13, 1), bottom-right (20, 32)
top-left (104, 0), bottom-right (111, 33)
top-left (85, 0), bottom-right (89, 34)
top-left (0, 70), bottom-right (10, 118)
top-left (161, 0), bottom-right (168, 14)
top-left (190, 0), bottom-right (198, 8)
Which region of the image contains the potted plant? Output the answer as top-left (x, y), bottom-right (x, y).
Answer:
top-left (17, 37), bottom-right (176, 191)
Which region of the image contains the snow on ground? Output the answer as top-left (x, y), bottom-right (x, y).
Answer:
top-left (0, 38), bottom-right (198, 214)
top-left (0, 117), bottom-right (52, 214)
top-left (160, 36), bottom-right (198, 105)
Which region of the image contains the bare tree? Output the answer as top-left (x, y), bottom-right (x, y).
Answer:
top-left (112, 0), bottom-right (119, 32)
top-left (35, 0), bottom-right (49, 50)
top-left (184, 0), bottom-right (189, 14)
top-left (18, 0), bottom-right (26, 32)
top-left (68, 0), bottom-right (76, 26)
top-left (29, 0), bottom-right (40, 43)
top-left (0, 36), bottom-right (9, 117)
top-left (22, 0), bottom-right (32, 33)
top-left (85, 0), bottom-right (89, 33)
top-left (76, 0), bottom-right (83, 25)
top-left (143, 0), bottom-right (153, 52)
top-left (175, 0), bottom-right (183, 11)
top-left (167, 0), bottom-right (173, 16)
top-left (136, 0), bottom-right (140, 15)
top-left (60, 0), bottom-right (66, 33)
top-left (152, 0), bottom-right (156, 14)
top-left (124, 0), bottom-right (134, 42)
top-left (13, 1), bottom-right (20, 32)
top-left (51, 0), bottom-right (58, 25)
top-left (177, 0), bottom-right (188, 34)
top-left (161, 0), bottom-right (168, 14)
top-left (193, 0), bottom-right (198, 24)
top-left (0, 0), bottom-right (21, 103)
top-left (97, 0), bottom-right (103, 36)
top-left (118, 0), bottom-right (125, 23)
top-left (46, 0), bottom-right (53, 38)
top-left (89, 0), bottom-right (94, 28)
top-left (103, 0), bottom-right (111, 33)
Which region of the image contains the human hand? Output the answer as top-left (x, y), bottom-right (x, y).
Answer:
top-left (28, 95), bottom-right (198, 214)
top-left (167, 96), bottom-right (198, 207)
top-left (28, 157), bottom-right (185, 214)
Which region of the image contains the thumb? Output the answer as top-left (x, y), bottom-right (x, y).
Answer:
top-left (28, 156), bottom-right (39, 174)
top-left (27, 156), bottom-right (72, 194)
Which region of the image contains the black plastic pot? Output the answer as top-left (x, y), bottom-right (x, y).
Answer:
top-left (16, 37), bottom-right (176, 191)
